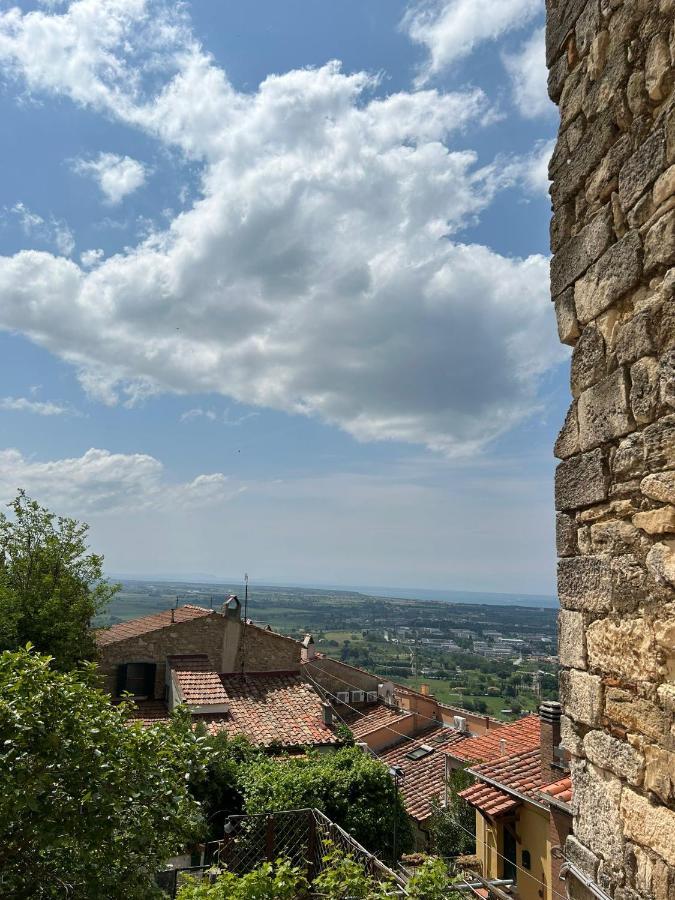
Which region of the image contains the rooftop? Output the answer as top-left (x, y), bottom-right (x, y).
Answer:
top-left (378, 725), bottom-right (466, 822)
top-left (341, 703), bottom-right (411, 740)
top-left (96, 605), bottom-right (214, 646)
top-left (170, 655), bottom-right (230, 706)
top-left (209, 671), bottom-right (339, 748)
top-left (460, 750), bottom-right (572, 818)
top-left (447, 715), bottom-right (541, 764)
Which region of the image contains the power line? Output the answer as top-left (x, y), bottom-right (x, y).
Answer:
top-left (302, 663), bottom-right (556, 896)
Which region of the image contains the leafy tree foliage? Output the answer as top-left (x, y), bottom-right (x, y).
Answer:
top-left (0, 492), bottom-right (118, 669)
top-left (189, 730), bottom-right (258, 838)
top-left (176, 850), bottom-right (463, 900)
top-left (238, 746), bottom-right (413, 861)
top-left (0, 648), bottom-right (207, 899)
top-left (428, 768), bottom-right (475, 859)
top-left (177, 858), bottom-right (308, 900)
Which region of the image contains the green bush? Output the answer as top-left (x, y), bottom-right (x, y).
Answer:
top-left (177, 858), bottom-right (308, 900)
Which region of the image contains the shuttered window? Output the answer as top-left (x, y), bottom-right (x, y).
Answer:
top-left (116, 662), bottom-right (156, 698)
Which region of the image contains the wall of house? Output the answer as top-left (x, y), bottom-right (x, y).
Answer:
top-left (358, 713), bottom-right (418, 752)
top-left (549, 806), bottom-right (573, 900)
top-left (546, 1), bottom-right (675, 898)
top-left (517, 805), bottom-right (550, 900)
top-left (303, 656), bottom-right (380, 696)
top-left (98, 613), bottom-right (230, 699)
top-left (98, 615), bottom-right (303, 699)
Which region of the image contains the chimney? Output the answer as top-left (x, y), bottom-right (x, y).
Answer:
top-left (420, 683), bottom-right (430, 696)
top-left (301, 634), bottom-right (315, 661)
top-left (539, 700), bottom-right (563, 782)
top-left (223, 594), bottom-right (241, 621)
top-left (322, 703), bottom-right (333, 726)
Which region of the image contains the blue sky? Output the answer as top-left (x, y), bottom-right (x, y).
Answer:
top-left (0, 0), bottom-right (566, 594)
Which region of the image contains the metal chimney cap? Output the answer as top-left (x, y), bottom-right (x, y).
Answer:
top-left (539, 700), bottom-right (563, 722)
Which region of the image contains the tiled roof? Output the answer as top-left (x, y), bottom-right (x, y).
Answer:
top-left (210, 671), bottom-right (339, 748)
top-left (378, 725), bottom-right (466, 822)
top-left (459, 781), bottom-right (518, 818)
top-left (540, 775), bottom-right (573, 805)
top-left (126, 700), bottom-right (171, 726)
top-left (95, 605), bottom-right (214, 646)
top-left (469, 748), bottom-right (545, 800)
top-left (341, 703), bottom-right (411, 739)
top-left (170, 656), bottom-right (230, 706)
top-left (447, 715), bottom-right (541, 763)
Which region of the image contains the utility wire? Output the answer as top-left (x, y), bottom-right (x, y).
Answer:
top-left (302, 662), bottom-right (555, 895)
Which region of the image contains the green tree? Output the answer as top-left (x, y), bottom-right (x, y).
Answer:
top-left (428, 768), bottom-right (475, 859)
top-left (177, 859), bottom-right (308, 900)
top-left (0, 492), bottom-right (118, 669)
top-left (0, 647), bottom-right (206, 899)
top-left (239, 746), bottom-right (413, 861)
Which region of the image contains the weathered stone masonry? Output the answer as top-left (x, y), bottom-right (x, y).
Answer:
top-left (546, 1), bottom-right (675, 897)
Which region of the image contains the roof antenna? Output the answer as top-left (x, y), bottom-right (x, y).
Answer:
top-left (244, 573), bottom-right (249, 625)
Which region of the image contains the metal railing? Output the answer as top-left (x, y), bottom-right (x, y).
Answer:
top-left (158, 808), bottom-right (407, 897)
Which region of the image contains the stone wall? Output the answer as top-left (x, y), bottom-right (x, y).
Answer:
top-left (546, 1), bottom-right (675, 897)
top-left (98, 614), bottom-right (303, 699)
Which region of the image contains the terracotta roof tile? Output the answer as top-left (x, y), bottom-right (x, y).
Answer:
top-left (459, 781), bottom-right (518, 817)
top-left (377, 725), bottom-right (466, 822)
top-left (469, 748), bottom-right (545, 799)
top-left (341, 703), bottom-right (411, 739)
top-left (209, 671), bottom-right (339, 748)
top-left (540, 775), bottom-right (573, 805)
top-left (126, 700), bottom-right (171, 726)
top-left (447, 715), bottom-right (541, 763)
top-left (170, 656), bottom-right (230, 706)
top-left (96, 605), bottom-right (214, 646)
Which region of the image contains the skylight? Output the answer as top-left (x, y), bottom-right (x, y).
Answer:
top-left (405, 744), bottom-right (434, 761)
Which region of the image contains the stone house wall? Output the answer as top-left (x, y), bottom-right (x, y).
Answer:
top-left (546, 1), bottom-right (675, 897)
top-left (98, 614), bottom-right (303, 700)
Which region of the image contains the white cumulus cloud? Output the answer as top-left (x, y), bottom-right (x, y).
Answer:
top-left (0, 0), bottom-right (562, 456)
top-left (402, 0), bottom-right (542, 83)
top-left (502, 26), bottom-right (552, 119)
top-left (74, 152), bottom-right (147, 204)
top-left (0, 447), bottom-right (236, 514)
top-left (3, 202), bottom-right (75, 256)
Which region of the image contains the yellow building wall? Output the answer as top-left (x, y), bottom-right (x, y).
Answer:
top-left (516, 805), bottom-right (550, 900)
top-left (473, 803), bottom-right (551, 900)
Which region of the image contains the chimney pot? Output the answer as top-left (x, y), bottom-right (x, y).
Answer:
top-left (539, 701), bottom-right (563, 781)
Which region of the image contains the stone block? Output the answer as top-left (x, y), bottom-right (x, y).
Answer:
top-left (571, 325), bottom-right (606, 396)
top-left (555, 287), bottom-right (581, 345)
top-left (644, 414), bottom-right (675, 471)
top-left (583, 729), bottom-right (645, 784)
top-left (605, 687), bottom-right (670, 742)
top-left (577, 368), bottom-right (634, 450)
top-left (560, 669), bottom-right (603, 727)
top-left (585, 133), bottom-right (631, 205)
top-left (608, 553), bottom-right (648, 612)
top-left (587, 616), bottom-right (662, 681)
top-left (612, 432), bottom-right (646, 479)
top-left (551, 199), bottom-right (576, 254)
top-left (561, 712), bottom-right (584, 756)
top-left (574, 230), bottom-right (643, 325)
top-left (621, 787), bottom-right (675, 866)
top-left (645, 33), bottom-right (673, 102)
top-left (546, 0), bottom-right (589, 66)
top-left (558, 555), bottom-right (612, 611)
top-left (644, 746), bottom-right (675, 804)
top-left (556, 448), bottom-right (608, 510)
top-left (566, 833), bottom-right (599, 879)
top-left (559, 608), bottom-right (587, 668)
top-left (633, 506), bottom-right (675, 534)
top-left (653, 164), bottom-right (675, 209)
top-left (572, 759), bottom-right (625, 862)
top-left (630, 356), bottom-right (660, 425)
top-left (646, 540), bottom-right (675, 588)
top-left (659, 348), bottom-right (675, 409)
top-left (641, 471), bottom-right (675, 505)
top-left (590, 518), bottom-right (639, 553)
top-left (555, 403), bottom-right (581, 459)
top-left (645, 208), bottom-right (675, 274)
top-left (548, 50), bottom-right (569, 102)
top-left (619, 127), bottom-right (666, 211)
top-left (557, 511), bottom-right (578, 556)
top-left (616, 306), bottom-right (660, 366)
top-left (551, 205), bottom-right (613, 297)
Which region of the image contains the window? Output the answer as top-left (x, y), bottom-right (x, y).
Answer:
top-left (116, 662), bottom-right (156, 698)
top-left (405, 744), bottom-right (434, 761)
top-left (522, 849), bottom-right (531, 870)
